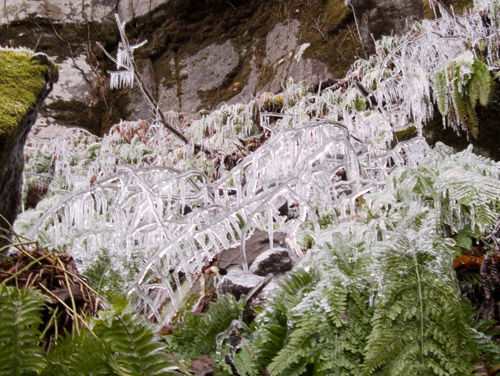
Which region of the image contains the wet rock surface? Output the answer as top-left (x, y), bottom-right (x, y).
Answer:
top-left (249, 247), bottom-right (294, 276)
top-left (217, 229), bottom-right (287, 272)
top-left (218, 269), bottom-right (265, 300)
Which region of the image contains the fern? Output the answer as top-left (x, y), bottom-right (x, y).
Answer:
top-left (235, 144), bottom-right (500, 375)
top-left (93, 305), bottom-right (174, 376)
top-left (363, 234), bottom-right (475, 375)
top-left (42, 329), bottom-right (111, 376)
top-left (0, 286), bottom-right (47, 376)
top-left (165, 294), bottom-right (244, 362)
top-left (254, 249), bottom-right (372, 376)
top-left (233, 346), bottom-right (260, 376)
top-left (432, 70), bottom-right (449, 116)
top-left (432, 52), bottom-right (493, 138)
top-left (44, 303), bottom-right (174, 376)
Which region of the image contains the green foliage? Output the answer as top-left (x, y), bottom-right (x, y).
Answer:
top-left (84, 248), bottom-right (126, 296)
top-left (363, 236), bottom-right (474, 375)
top-left (42, 329), bottom-right (112, 376)
top-left (225, 144), bottom-right (500, 375)
top-left (92, 304), bottom-right (174, 375)
top-left (165, 294), bottom-right (244, 361)
top-left (431, 52), bottom-right (493, 138)
top-left (44, 303), bottom-right (176, 375)
top-left (0, 284), bottom-right (173, 376)
top-left (0, 285), bottom-right (47, 376)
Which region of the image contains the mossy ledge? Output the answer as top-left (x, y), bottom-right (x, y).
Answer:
top-left (0, 47), bottom-right (57, 239)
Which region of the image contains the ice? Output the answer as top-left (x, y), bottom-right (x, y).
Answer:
top-left (18, 0), bottom-right (500, 323)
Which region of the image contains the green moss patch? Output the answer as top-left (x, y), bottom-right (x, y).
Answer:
top-left (0, 48), bottom-right (48, 137)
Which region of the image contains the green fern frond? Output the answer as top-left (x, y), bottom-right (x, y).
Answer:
top-left (252, 269), bottom-right (318, 369)
top-left (233, 345), bottom-right (259, 376)
top-left (363, 234), bottom-right (476, 376)
top-left (42, 329), bottom-right (111, 376)
top-left (166, 294), bottom-right (243, 361)
top-left (255, 257), bottom-right (371, 376)
top-left (432, 70), bottom-right (449, 116)
top-left (0, 285), bottom-right (47, 376)
top-left (469, 58), bottom-right (492, 107)
top-left (432, 52), bottom-right (493, 138)
top-left (93, 307), bottom-right (174, 376)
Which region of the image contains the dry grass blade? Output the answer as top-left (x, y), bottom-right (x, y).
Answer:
top-left (0, 240), bottom-right (104, 349)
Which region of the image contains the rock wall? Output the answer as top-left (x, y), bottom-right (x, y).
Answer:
top-left (0, 0), bottom-right (169, 24)
top-left (0, 50), bottom-right (57, 237)
top-left (348, 0), bottom-right (424, 56)
top-left (0, 0), bottom-right (469, 135)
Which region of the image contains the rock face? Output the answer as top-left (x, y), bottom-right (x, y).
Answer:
top-left (0, 0), bottom-right (364, 134)
top-left (348, 0), bottom-right (424, 56)
top-left (0, 0), bottom-right (467, 136)
top-left (0, 0), bottom-right (169, 24)
top-left (0, 50), bottom-right (57, 237)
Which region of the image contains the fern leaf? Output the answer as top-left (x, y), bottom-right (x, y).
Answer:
top-left (93, 308), bottom-right (174, 376)
top-left (233, 346), bottom-right (259, 376)
top-left (166, 294), bottom-right (244, 366)
top-left (0, 286), bottom-right (47, 376)
top-left (42, 329), bottom-right (111, 376)
top-left (432, 70), bottom-right (449, 116)
top-left (469, 58), bottom-right (492, 107)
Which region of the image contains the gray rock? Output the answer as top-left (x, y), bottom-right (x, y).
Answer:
top-left (262, 20), bottom-right (331, 93)
top-left (217, 229), bottom-right (287, 272)
top-left (249, 247), bottom-right (293, 276)
top-left (179, 40), bottom-right (239, 112)
top-left (347, 0), bottom-right (424, 56)
top-left (0, 0), bottom-right (169, 24)
top-left (218, 269), bottom-right (265, 300)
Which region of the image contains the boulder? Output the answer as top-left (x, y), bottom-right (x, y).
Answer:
top-left (0, 49), bottom-right (58, 240)
top-left (0, 0), bottom-right (169, 24)
top-left (218, 269), bottom-right (265, 300)
top-left (217, 229), bottom-right (287, 272)
top-left (249, 247), bottom-right (294, 276)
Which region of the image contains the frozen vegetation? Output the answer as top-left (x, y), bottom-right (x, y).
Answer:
top-left (11, 0), bottom-right (500, 373)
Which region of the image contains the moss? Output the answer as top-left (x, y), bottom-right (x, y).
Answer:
top-left (0, 48), bottom-right (49, 137)
top-left (423, 0), bottom-right (474, 18)
top-left (299, 0), bottom-right (363, 77)
top-left (391, 125), bottom-right (419, 147)
top-left (172, 292), bottom-right (202, 322)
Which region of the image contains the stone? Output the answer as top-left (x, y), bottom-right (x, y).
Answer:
top-left (262, 20), bottom-right (331, 93)
top-left (0, 0), bottom-right (169, 24)
top-left (0, 49), bottom-right (57, 242)
top-left (217, 229), bottom-right (287, 272)
top-left (347, 0), bottom-right (424, 56)
top-left (218, 269), bottom-right (265, 300)
top-left (249, 247), bottom-right (294, 276)
top-left (180, 41), bottom-right (239, 113)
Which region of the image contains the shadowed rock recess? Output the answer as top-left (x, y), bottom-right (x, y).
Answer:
top-left (0, 49), bottom-right (57, 240)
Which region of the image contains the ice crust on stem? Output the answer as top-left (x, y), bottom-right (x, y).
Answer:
top-left (18, 0), bottom-right (500, 322)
